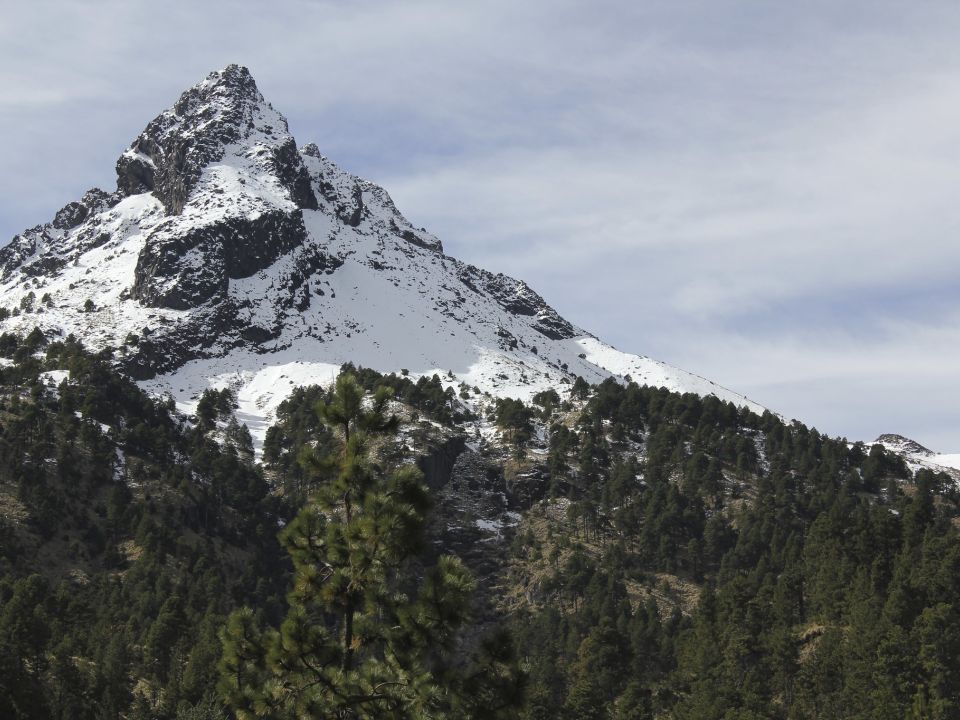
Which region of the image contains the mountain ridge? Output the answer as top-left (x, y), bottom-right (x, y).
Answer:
top-left (873, 433), bottom-right (960, 481)
top-left (0, 64), bottom-right (770, 449)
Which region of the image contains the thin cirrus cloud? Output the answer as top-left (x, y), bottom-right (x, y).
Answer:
top-left (1, 0), bottom-right (958, 450)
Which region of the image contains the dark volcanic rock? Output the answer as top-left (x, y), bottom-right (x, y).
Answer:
top-left (0, 229), bottom-right (43, 280)
top-left (429, 450), bottom-right (511, 577)
top-left (344, 185), bottom-right (364, 227)
top-left (116, 64), bottom-right (316, 213)
top-left (131, 209), bottom-right (308, 310)
top-left (122, 301), bottom-right (244, 380)
top-left (123, 235), bottom-right (344, 379)
top-left (271, 137), bottom-right (318, 211)
top-left (0, 189), bottom-right (121, 280)
top-left (506, 464), bottom-right (551, 508)
top-left (116, 64), bottom-right (256, 213)
top-left (52, 202), bottom-right (89, 231)
top-left (115, 151), bottom-right (155, 197)
top-left (875, 434), bottom-right (934, 456)
top-left (417, 434), bottom-right (467, 491)
top-left (457, 266), bottom-right (578, 341)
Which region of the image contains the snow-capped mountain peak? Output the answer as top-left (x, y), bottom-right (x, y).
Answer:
top-left (0, 65), bottom-right (765, 449)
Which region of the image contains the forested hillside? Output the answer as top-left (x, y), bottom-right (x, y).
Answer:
top-left (1, 330), bottom-right (958, 719)
top-left (502, 380), bottom-right (960, 719)
top-left (0, 331), bottom-right (287, 718)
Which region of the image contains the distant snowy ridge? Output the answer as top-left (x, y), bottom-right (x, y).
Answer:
top-left (874, 434), bottom-right (960, 481)
top-left (0, 64), bottom-right (766, 449)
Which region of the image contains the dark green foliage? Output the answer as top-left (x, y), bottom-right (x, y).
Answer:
top-left (531, 389), bottom-right (560, 419)
top-left (570, 376), bottom-right (590, 400)
top-left (0, 333), bottom-right (286, 719)
top-left (1, 328), bottom-right (959, 720)
top-left (196, 388), bottom-right (237, 429)
top-left (262, 383), bottom-right (334, 501)
top-left (511, 377), bottom-right (960, 719)
top-left (495, 397), bottom-right (535, 451)
top-left (343, 362), bottom-right (474, 425)
top-left (219, 373), bottom-right (523, 718)
top-left (263, 364), bottom-right (475, 503)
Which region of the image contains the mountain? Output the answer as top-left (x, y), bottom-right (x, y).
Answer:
top-left (874, 433), bottom-right (960, 482)
top-left (0, 64), bottom-right (764, 449)
top-left (4, 64), bottom-right (960, 720)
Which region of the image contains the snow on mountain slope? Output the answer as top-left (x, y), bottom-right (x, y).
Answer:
top-left (874, 434), bottom-right (960, 482)
top-left (0, 65), bottom-right (766, 449)
top-left (936, 455), bottom-right (960, 471)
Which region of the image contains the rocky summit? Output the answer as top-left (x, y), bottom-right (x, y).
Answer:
top-left (0, 64), bottom-right (761, 448)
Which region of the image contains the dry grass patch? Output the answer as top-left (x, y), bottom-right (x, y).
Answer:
top-left (0, 488), bottom-right (29, 526)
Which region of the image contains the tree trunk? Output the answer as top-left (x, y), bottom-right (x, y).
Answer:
top-left (342, 600), bottom-right (355, 672)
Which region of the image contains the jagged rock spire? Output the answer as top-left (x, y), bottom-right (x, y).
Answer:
top-left (116, 64), bottom-right (316, 214)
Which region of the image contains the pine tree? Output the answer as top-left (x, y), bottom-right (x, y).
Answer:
top-left (0, 574), bottom-right (52, 717)
top-left (219, 373), bottom-right (523, 718)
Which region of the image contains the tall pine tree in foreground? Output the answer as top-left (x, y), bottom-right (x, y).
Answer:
top-left (219, 373), bottom-right (523, 719)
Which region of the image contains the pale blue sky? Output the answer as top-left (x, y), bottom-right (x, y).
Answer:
top-left (2, 0), bottom-right (959, 449)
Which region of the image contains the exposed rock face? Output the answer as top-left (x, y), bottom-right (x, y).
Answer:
top-left (131, 209), bottom-right (309, 310)
top-left (270, 138), bottom-right (318, 211)
top-left (875, 434), bottom-right (933, 457)
top-left (0, 189), bottom-right (121, 281)
top-left (429, 449), bottom-right (512, 580)
top-left (425, 444), bottom-right (552, 582)
top-left (125, 302), bottom-right (245, 379)
top-left (416, 434), bottom-right (468, 491)
top-left (116, 64), bottom-right (317, 215)
top-left (505, 464), bottom-right (551, 508)
top-left (462, 270), bottom-right (578, 341)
